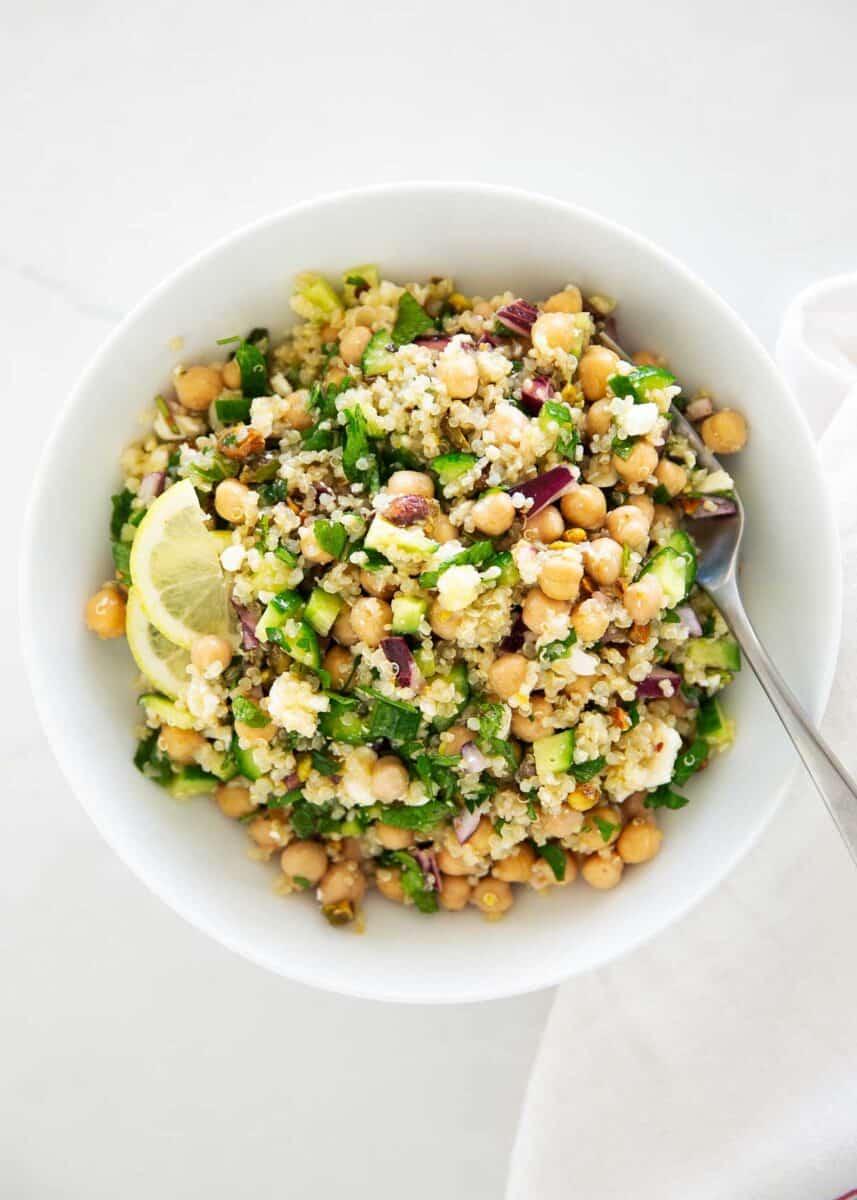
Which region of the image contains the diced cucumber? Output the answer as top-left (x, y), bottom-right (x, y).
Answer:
top-left (342, 264), bottom-right (379, 304)
top-left (255, 589), bottom-right (305, 642)
top-left (167, 765), bottom-right (220, 799)
top-left (233, 739), bottom-right (264, 782)
top-left (696, 697), bottom-right (735, 747)
top-left (665, 530), bottom-right (698, 588)
top-left (209, 749), bottom-right (240, 782)
top-left (485, 550), bottom-right (519, 587)
top-left (431, 452), bottom-right (478, 486)
top-left (320, 704), bottom-right (369, 745)
top-left (364, 515), bottom-right (437, 563)
top-left (412, 646), bottom-right (436, 678)
top-left (640, 547), bottom-right (691, 609)
top-left (276, 620), bottom-right (321, 670)
top-left (431, 661), bottom-right (470, 732)
top-left (294, 271), bottom-right (342, 320)
top-left (361, 331), bottom-right (397, 377)
top-left (304, 588), bottom-right (343, 636)
top-left (248, 557), bottom-right (296, 596)
top-left (215, 395), bottom-right (252, 423)
top-left (139, 693), bottom-right (195, 730)
top-left (391, 595), bottom-right (428, 635)
top-left (609, 365), bottom-right (676, 402)
top-left (534, 730), bottom-right (576, 780)
top-left (684, 637), bottom-right (742, 673)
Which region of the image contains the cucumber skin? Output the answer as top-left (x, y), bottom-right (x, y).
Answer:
top-left (534, 730), bottom-right (576, 779)
top-left (685, 637), bottom-right (742, 673)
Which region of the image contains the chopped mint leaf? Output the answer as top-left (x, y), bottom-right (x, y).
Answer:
top-left (313, 520), bottom-right (348, 560)
top-left (391, 292), bottom-right (435, 346)
top-left (569, 756), bottom-right (606, 783)
top-left (537, 842), bottom-right (567, 881)
top-left (232, 696), bottom-right (269, 728)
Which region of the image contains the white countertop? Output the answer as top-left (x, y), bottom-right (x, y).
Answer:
top-left (4, 1), bottom-right (856, 1196)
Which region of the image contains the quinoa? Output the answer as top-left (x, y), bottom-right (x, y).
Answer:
top-left (86, 269), bottom-right (747, 926)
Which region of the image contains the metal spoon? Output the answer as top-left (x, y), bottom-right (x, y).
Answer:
top-left (599, 331), bottom-right (857, 864)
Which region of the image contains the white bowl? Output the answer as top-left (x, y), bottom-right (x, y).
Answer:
top-left (21, 184), bottom-right (841, 1003)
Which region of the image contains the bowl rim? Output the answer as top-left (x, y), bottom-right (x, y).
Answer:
top-left (20, 182), bottom-right (843, 1003)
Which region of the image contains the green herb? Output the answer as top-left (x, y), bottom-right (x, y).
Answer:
top-left (290, 801), bottom-right (325, 839)
top-left (542, 399), bottom-right (579, 460)
top-left (624, 701), bottom-right (640, 728)
top-left (378, 441), bottom-right (423, 480)
top-left (270, 589), bottom-right (304, 618)
top-left (301, 425), bottom-right (337, 452)
top-left (155, 394), bottom-right (180, 434)
top-left (380, 850), bottom-right (438, 913)
top-left (216, 334), bottom-right (241, 346)
top-left (110, 489), bottom-right (134, 540)
top-left (620, 543), bottom-right (631, 575)
top-left (313, 520), bottom-right (348, 560)
top-left (292, 876), bottom-right (311, 890)
top-left (266, 787), bottom-right (303, 810)
top-left (255, 514), bottom-right (270, 552)
top-left (403, 751), bottom-right (459, 806)
top-left (231, 696), bottom-right (269, 728)
top-left (133, 731), bottom-right (172, 786)
top-left (494, 817), bottom-right (508, 835)
top-left (464, 776), bottom-right (499, 813)
top-left (537, 842), bottom-right (567, 882)
top-left (419, 540), bottom-right (494, 588)
top-left (311, 750), bottom-right (339, 777)
top-left (188, 452), bottom-right (238, 486)
top-left (569, 756), bottom-right (606, 783)
top-left (652, 483), bottom-right (671, 505)
top-left (644, 785), bottom-right (689, 811)
top-left (539, 629), bottom-right (578, 663)
top-left (612, 435), bottom-right (636, 460)
top-left (341, 407), bottom-right (380, 491)
top-left (357, 547), bottom-right (390, 572)
top-left (365, 691), bottom-right (422, 743)
top-left (511, 358), bottom-right (524, 372)
top-left (391, 292), bottom-right (436, 346)
top-left (474, 700), bottom-right (519, 773)
top-left (257, 478), bottom-right (287, 506)
top-left (273, 544), bottom-right (298, 567)
top-left (594, 815), bottom-right (618, 843)
top-left (661, 609), bottom-right (680, 624)
top-left (701, 615), bottom-right (716, 637)
top-left (216, 395), bottom-right (252, 423)
top-left (526, 800), bottom-right (537, 820)
top-left (235, 340), bottom-right (268, 398)
top-left (379, 800), bottom-right (453, 832)
top-left (246, 327), bottom-right (269, 348)
top-left (494, 319), bottom-right (515, 337)
top-left (112, 541), bottom-right (132, 583)
top-left (672, 737), bottom-right (709, 786)
top-left (345, 273), bottom-right (368, 289)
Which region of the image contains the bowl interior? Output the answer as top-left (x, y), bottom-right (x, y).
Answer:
top-left (22, 185), bottom-right (840, 1002)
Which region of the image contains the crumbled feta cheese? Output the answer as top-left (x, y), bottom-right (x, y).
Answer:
top-left (622, 402), bottom-right (659, 437)
top-left (437, 564), bottom-right (481, 612)
top-left (267, 672), bottom-right (330, 737)
top-left (339, 746), bottom-right (378, 807)
top-left (250, 395), bottom-right (276, 438)
top-left (220, 544), bottom-right (245, 572)
top-left (569, 646), bottom-right (599, 676)
top-left (186, 671), bottom-right (224, 724)
top-left (697, 468), bottom-right (735, 494)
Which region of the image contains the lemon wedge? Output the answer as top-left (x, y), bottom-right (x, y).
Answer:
top-left (125, 588), bottom-right (192, 699)
top-left (129, 479), bottom-right (236, 649)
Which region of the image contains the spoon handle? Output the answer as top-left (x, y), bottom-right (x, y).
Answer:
top-left (713, 579), bottom-right (857, 865)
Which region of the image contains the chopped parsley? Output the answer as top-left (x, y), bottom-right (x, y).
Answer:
top-left (380, 850), bottom-right (438, 913)
top-left (539, 629), bottom-right (578, 663)
top-left (313, 520), bottom-right (348, 560)
top-left (593, 815), bottom-right (618, 843)
top-left (341, 406), bottom-right (379, 491)
top-left (644, 784), bottom-right (689, 811)
top-left (231, 696), bottom-right (269, 728)
top-left (111, 540), bottom-right (132, 584)
top-left (671, 737), bottom-right (709, 786)
top-left (391, 292), bottom-right (436, 346)
top-left (364, 690), bottom-right (422, 743)
top-left (611, 435), bottom-right (636, 460)
top-left (110, 489), bottom-right (134, 540)
top-left (419, 540), bottom-right (495, 589)
top-left (569, 756), bottom-right (606, 783)
top-left (234, 340), bottom-right (268, 397)
top-left (537, 842), bottom-right (567, 882)
top-left (542, 399), bottom-right (579, 460)
top-left (379, 800), bottom-right (453, 832)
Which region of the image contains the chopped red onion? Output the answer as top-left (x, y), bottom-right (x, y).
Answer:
top-left (282, 772), bottom-right (301, 791)
top-left (412, 848), bottom-right (442, 894)
top-left (138, 471), bottom-right (166, 502)
top-left (685, 396), bottom-right (714, 422)
top-left (636, 666), bottom-right (683, 699)
top-left (687, 496), bottom-right (738, 519)
top-left (460, 741), bottom-right (488, 773)
top-left (477, 332), bottom-right (501, 348)
top-left (381, 637), bottom-right (420, 689)
top-left (520, 376), bottom-right (554, 414)
top-left (454, 808), bottom-right (481, 844)
top-left (507, 465), bottom-right (577, 517)
top-left (496, 299), bottom-right (538, 336)
top-left (500, 614), bottom-right (526, 653)
top-left (675, 605), bottom-right (703, 637)
top-left (414, 335), bottom-right (455, 351)
top-left (231, 599), bottom-right (260, 650)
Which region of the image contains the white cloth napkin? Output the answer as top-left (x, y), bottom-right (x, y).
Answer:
top-left (507, 278), bottom-right (857, 1200)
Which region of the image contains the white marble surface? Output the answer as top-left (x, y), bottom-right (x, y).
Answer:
top-left (4, 1), bottom-right (856, 1196)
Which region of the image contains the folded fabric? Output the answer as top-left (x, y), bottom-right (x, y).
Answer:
top-left (508, 276), bottom-right (857, 1200)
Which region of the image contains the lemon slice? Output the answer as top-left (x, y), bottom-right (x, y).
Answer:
top-left (125, 588), bottom-right (192, 699)
top-left (130, 479), bottom-right (236, 649)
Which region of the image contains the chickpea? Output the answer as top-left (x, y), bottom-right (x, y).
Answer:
top-left (654, 458), bottom-right (688, 498)
top-left (582, 537), bottom-right (622, 585)
top-left (247, 814), bottom-right (289, 852)
top-left (618, 818), bottom-right (664, 864)
top-left (525, 504), bottom-right (565, 543)
top-left (387, 470), bottom-right (435, 499)
top-left (216, 784), bottom-right (254, 819)
top-left (439, 875), bottom-right (472, 911)
top-left (606, 505), bottom-right (649, 551)
top-left (234, 717), bottom-right (277, 745)
top-left (538, 553), bottom-right (583, 602)
top-left (472, 300), bottom-right (493, 319)
top-left (580, 850), bottom-right (624, 890)
top-left (568, 784), bottom-right (601, 812)
top-left (299, 523), bottom-right (334, 565)
top-left (371, 756), bottom-right (409, 803)
top-left (492, 842), bottom-right (537, 883)
top-left (531, 850), bottom-right (576, 889)
top-left (350, 597), bottom-right (392, 648)
top-left (280, 840), bottom-right (328, 885)
top-left (612, 441), bottom-right (659, 484)
top-left (375, 821), bottom-right (414, 850)
top-left (436, 847), bottom-right (472, 877)
top-left (488, 403), bottom-right (529, 442)
top-left (215, 478), bottom-right (251, 524)
top-left (585, 397), bottom-right (613, 437)
top-left (191, 634), bottom-right (232, 675)
top-left (352, 305), bottom-right (377, 327)
top-left (472, 491), bottom-right (516, 537)
top-left (572, 596), bottom-right (610, 644)
top-left (471, 877), bottom-right (514, 916)
top-left (375, 866), bottom-right (406, 904)
top-left (85, 586), bottom-right (126, 639)
top-left (561, 484), bottom-right (606, 530)
top-left (318, 861), bottom-right (366, 905)
top-left (539, 805), bottom-right (582, 838)
top-left (282, 391), bottom-right (314, 431)
top-left (325, 366), bottom-right (346, 387)
top-left (339, 325), bottom-right (372, 366)
top-left (532, 312), bottom-right (579, 353)
top-left (627, 494), bottom-right (654, 526)
top-left (577, 805), bottom-right (623, 854)
top-left (429, 600), bottom-right (462, 641)
top-left (332, 606), bottom-right (358, 647)
top-left (175, 365), bottom-right (223, 412)
top-left (579, 346), bottom-right (619, 401)
top-left (511, 695), bottom-right (554, 742)
top-left (158, 725), bottom-right (205, 765)
top-left (440, 724), bottom-right (473, 754)
top-left (468, 817), bottom-right (495, 857)
top-left (652, 503), bottom-right (678, 534)
top-left (323, 645), bottom-right (354, 690)
top-left (438, 351), bottom-right (479, 399)
top-left (221, 358), bottom-right (242, 390)
top-left (624, 574), bottom-right (664, 623)
top-left (487, 652), bottom-right (529, 700)
top-left (342, 837), bottom-right (363, 862)
top-left (522, 587), bottom-right (571, 636)
top-left (701, 409), bottom-right (747, 454)
top-left (432, 513), bottom-right (459, 543)
top-left (359, 569), bottom-right (396, 599)
top-left (543, 286), bottom-right (583, 314)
